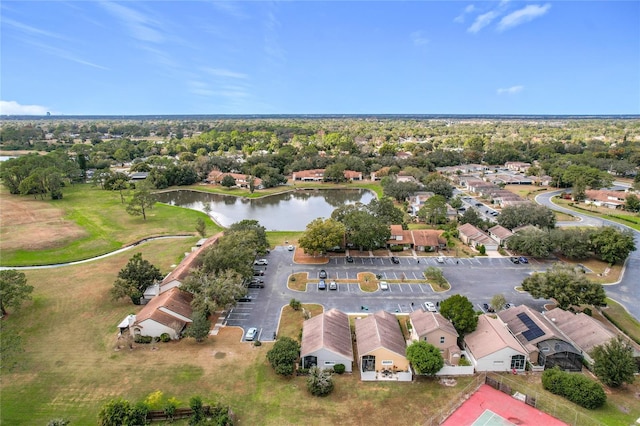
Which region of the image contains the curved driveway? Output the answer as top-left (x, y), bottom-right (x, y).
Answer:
top-left (536, 189), bottom-right (640, 320)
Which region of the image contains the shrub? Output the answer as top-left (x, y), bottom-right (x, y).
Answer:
top-left (289, 298), bottom-right (302, 311)
top-left (307, 367), bottom-right (334, 396)
top-left (333, 363), bottom-right (346, 374)
top-left (160, 333), bottom-right (171, 342)
top-left (134, 335), bottom-right (153, 344)
top-left (297, 368), bottom-right (310, 376)
top-left (253, 340), bottom-right (262, 347)
top-left (542, 367), bottom-right (606, 409)
top-left (390, 245), bottom-right (404, 252)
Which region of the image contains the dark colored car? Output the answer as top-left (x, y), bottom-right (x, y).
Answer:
top-left (519, 256), bottom-right (529, 264)
top-left (391, 256), bottom-right (400, 264)
top-left (319, 269), bottom-right (327, 279)
top-left (247, 278), bottom-right (264, 288)
top-left (346, 255), bottom-right (354, 263)
top-left (510, 257), bottom-right (520, 264)
top-left (253, 269), bottom-right (265, 276)
top-left (318, 280), bottom-right (326, 290)
top-left (236, 294), bottom-right (253, 302)
top-left (483, 303), bottom-right (495, 313)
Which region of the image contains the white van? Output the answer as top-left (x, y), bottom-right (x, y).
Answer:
top-left (436, 256), bottom-right (445, 263)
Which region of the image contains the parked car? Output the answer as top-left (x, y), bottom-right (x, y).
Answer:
top-left (519, 256), bottom-right (528, 264)
top-left (318, 280), bottom-right (326, 290)
top-left (510, 257), bottom-right (520, 264)
top-left (504, 303), bottom-right (515, 309)
top-left (319, 269), bottom-right (327, 279)
top-left (254, 259), bottom-right (268, 265)
top-left (236, 294), bottom-right (253, 302)
top-left (245, 327), bottom-right (258, 341)
top-left (329, 281), bottom-right (337, 290)
top-left (379, 281), bottom-right (389, 291)
top-left (287, 245), bottom-right (294, 251)
top-left (423, 301), bottom-right (437, 312)
top-left (346, 255), bottom-right (354, 263)
top-left (436, 256), bottom-right (445, 264)
top-left (483, 303), bottom-right (495, 313)
top-left (248, 278), bottom-right (264, 288)
top-left (391, 256), bottom-right (400, 264)
top-left (253, 269), bottom-right (265, 276)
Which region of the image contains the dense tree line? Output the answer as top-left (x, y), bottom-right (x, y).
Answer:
top-left (507, 226), bottom-right (635, 264)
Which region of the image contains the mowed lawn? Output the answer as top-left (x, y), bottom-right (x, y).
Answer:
top-left (0, 184), bottom-right (221, 266)
top-left (1, 239), bottom-right (477, 425)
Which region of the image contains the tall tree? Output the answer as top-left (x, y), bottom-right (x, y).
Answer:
top-left (110, 253), bottom-right (162, 305)
top-left (418, 195), bottom-right (448, 225)
top-left (306, 366), bottom-right (334, 396)
top-left (298, 218), bottom-right (346, 255)
top-left (196, 217), bottom-right (207, 238)
top-left (126, 182), bottom-right (156, 220)
top-left (506, 227), bottom-right (554, 258)
top-left (367, 197), bottom-right (405, 225)
top-left (406, 341), bottom-right (444, 375)
top-left (439, 294), bottom-right (478, 337)
top-left (181, 269), bottom-right (246, 314)
top-left (521, 264), bottom-right (606, 309)
top-left (591, 337), bottom-right (638, 388)
top-left (0, 270), bottom-right (33, 316)
top-left (266, 337), bottom-right (300, 376)
top-left (184, 311), bottom-right (211, 342)
top-left (590, 227), bottom-right (636, 265)
top-left (497, 203), bottom-right (556, 230)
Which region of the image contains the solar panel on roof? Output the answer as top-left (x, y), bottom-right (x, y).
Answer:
top-left (517, 312), bottom-right (545, 341)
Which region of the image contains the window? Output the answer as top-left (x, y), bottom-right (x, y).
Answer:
top-left (511, 355), bottom-right (525, 370)
top-left (324, 361), bottom-right (335, 366)
top-left (362, 355), bottom-right (375, 372)
top-left (381, 360), bottom-right (394, 366)
top-left (440, 336), bottom-right (445, 344)
top-left (423, 336), bottom-right (428, 342)
top-left (493, 360), bottom-right (504, 365)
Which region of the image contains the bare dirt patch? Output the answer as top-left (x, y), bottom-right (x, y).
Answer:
top-left (0, 196), bottom-right (87, 251)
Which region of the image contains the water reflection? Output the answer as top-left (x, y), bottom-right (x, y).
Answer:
top-left (156, 189), bottom-right (375, 231)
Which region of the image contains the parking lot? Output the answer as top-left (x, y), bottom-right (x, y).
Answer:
top-left (224, 246), bottom-right (550, 342)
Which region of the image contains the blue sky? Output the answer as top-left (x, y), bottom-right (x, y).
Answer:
top-left (1, 1), bottom-right (638, 115)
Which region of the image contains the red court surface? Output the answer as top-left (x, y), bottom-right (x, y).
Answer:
top-left (441, 384), bottom-right (568, 426)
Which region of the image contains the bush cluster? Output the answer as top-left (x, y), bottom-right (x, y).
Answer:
top-left (333, 364), bottom-right (346, 374)
top-left (542, 367), bottom-right (606, 409)
top-left (160, 333), bottom-right (171, 342)
top-left (134, 335), bottom-right (153, 344)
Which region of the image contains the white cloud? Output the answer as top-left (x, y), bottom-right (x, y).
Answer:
top-left (2, 17), bottom-right (69, 40)
top-left (454, 4), bottom-right (476, 23)
top-left (411, 31), bottom-right (429, 46)
top-left (0, 100), bottom-right (49, 115)
top-left (202, 67), bottom-right (248, 79)
top-left (497, 85), bottom-right (524, 95)
top-left (468, 10), bottom-right (500, 33)
top-left (99, 1), bottom-right (164, 43)
top-left (497, 3), bottom-right (551, 32)
top-left (23, 39), bottom-right (109, 70)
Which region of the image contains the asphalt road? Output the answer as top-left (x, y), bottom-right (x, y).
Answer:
top-left (536, 189), bottom-right (640, 321)
top-left (227, 246), bottom-right (552, 342)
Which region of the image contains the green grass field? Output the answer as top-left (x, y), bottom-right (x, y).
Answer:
top-left (1, 184), bottom-right (221, 266)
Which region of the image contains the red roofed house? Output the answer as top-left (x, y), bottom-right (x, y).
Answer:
top-left (412, 229), bottom-right (447, 252)
top-left (207, 170), bottom-right (263, 189)
top-left (584, 189), bottom-right (628, 209)
top-left (457, 223), bottom-right (499, 251)
top-left (131, 287), bottom-right (194, 340)
top-left (387, 224), bottom-right (413, 249)
top-left (144, 233), bottom-right (222, 300)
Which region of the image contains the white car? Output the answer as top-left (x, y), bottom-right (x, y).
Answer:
top-left (245, 327), bottom-right (258, 341)
top-left (254, 259), bottom-right (268, 265)
top-left (436, 256), bottom-right (445, 264)
top-left (287, 245), bottom-right (295, 251)
top-left (379, 281), bottom-right (389, 291)
top-left (423, 301), bottom-right (437, 312)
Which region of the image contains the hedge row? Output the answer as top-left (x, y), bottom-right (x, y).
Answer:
top-left (541, 367), bottom-right (606, 409)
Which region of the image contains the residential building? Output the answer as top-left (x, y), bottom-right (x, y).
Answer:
top-left (300, 309), bottom-right (354, 372)
top-left (464, 315), bottom-right (528, 372)
top-left (355, 311), bottom-right (412, 381)
top-left (409, 310), bottom-right (460, 365)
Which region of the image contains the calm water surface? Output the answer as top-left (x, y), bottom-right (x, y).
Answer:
top-left (156, 189), bottom-right (375, 231)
